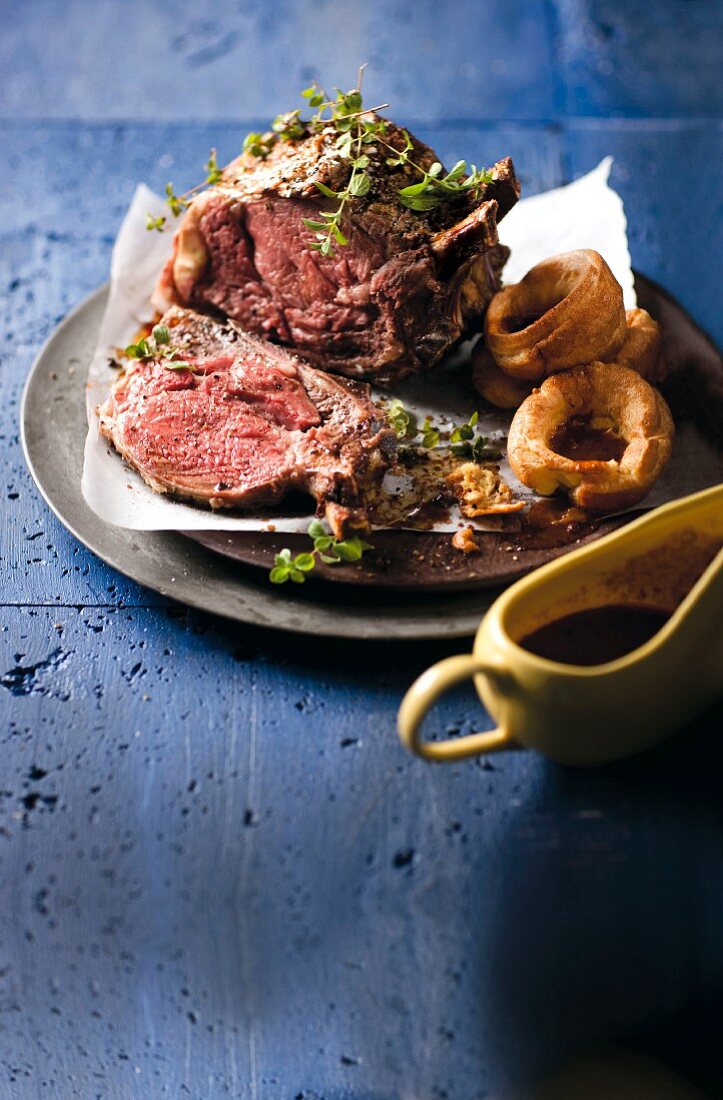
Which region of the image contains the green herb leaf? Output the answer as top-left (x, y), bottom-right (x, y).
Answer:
top-left (271, 110), bottom-right (305, 141)
top-left (243, 131), bottom-right (275, 159)
top-left (421, 417), bottom-right (440, 448)
top-left (333, 537), bottom-right (373, 562)
top-left (445, 160), bottom-right (467, 180)
top-left (204, 149), bottom-right (222, 185)
top-left (385, 129), bottom-right (414, 168)
top-left (449, 412), bottom-right (497, 461)
top-left (269, 565), bottom-right (291, 584)
top-left (398, 192), bottom-right (442, 212)
top-left (450, 411), bottom-right (481, 445)
top-left (397, 160), bottom-right (494, 212)
top-left (302, 218), bottom-right (332, 232)
top-left (152, 324), bottom-right (170, 345)
top-left (165, 183), bottom-right (190, 217)
top-left (314, 181), bottom-right (340, 199)
top-left (398, 180), bottom-right (430, 198)
top-left (301, 85), bottom-right (327, 109)
top-left (387, 398), bottom-right (411, 439)
top-left (293, 552), bottom-right (316, 572)
top-left (146, 213), bottom-right (166, 232)
top-left (348, 171), bottom-right (371, 197)
top-left (124, 337), bottom-right (151, 360)
top-left (471, 435), bottom-right (501, 462)
top-left (252, 73), bottom-right (496, 258)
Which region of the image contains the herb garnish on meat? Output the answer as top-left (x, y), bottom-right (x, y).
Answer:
top-left (124, 324), bottom-right (194, 373)
top-left (146, 66), bottom-right (495, 257)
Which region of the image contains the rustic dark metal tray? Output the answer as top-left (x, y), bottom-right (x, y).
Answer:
top-left (21, 275), bottom-right (722, 638)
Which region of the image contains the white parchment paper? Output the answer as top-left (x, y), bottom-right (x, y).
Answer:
top-left (82, 159), bottom-right (653, 532)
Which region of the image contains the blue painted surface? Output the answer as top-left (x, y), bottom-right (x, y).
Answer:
top-left (1, 2), bottom-right (722, 1097)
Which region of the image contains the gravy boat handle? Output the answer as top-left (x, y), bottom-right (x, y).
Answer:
top-left (398, 655), bottom-right (514, 762)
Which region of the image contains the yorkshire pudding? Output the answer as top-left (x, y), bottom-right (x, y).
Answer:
top-left (615, 308), bottom-right (667, 382)
top-left (471, 343), bottom-right (532, 409)
top-left (507, 363), bottom-right (674, 511)
top-left (485, 250), bottom-right (627, 381)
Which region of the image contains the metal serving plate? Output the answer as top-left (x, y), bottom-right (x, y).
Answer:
top-left (21, 278), bottom-right (722, 639)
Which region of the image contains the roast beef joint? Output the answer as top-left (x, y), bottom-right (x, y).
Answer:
top-left (153, 120), bottom-right (519, 386)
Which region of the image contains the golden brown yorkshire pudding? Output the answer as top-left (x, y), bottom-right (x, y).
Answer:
top-left (615, 308), bottom-right (667, 382)
top-left (507, 363), bottom-right (674, 511)
top-left (471, 343), bottom-right (532, 409)
top-left (485, 250), bottom-right (628, 381)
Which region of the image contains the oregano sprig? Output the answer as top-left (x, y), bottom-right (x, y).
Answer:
top-left (450, 411), bottom-right (501, 461)
top-left (243, 131), bottom-right (275, 159)
top-left (147, 70), bottom-right (497, 256)
top-left (124, 324), bottom-right (194, 373)
top-left (298, 68), bottom-right (389, 257)
top-left (385, 400), bottom-right (439, 450)
top-left (145, 148), bottom-right (223, 232)
top-left (420, 417), bottom-right (440, 449)
top-left (386, 398), bottom-right (413, 440)
top-left (269, 520), bottom-right (373, 584)
top-left (386, 401), bottom-right (497, 459)
top-left (397, 160), bottom-right (494, 212)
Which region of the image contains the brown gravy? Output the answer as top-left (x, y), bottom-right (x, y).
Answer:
top-left (550, 414), bottom-right (627, 463)
top-left (519, 604), bottom-right (671, 665)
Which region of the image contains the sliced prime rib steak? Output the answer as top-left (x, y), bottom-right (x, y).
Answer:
top-left (153, 119), bottom-right (520, 386)
top-left (97, 307), bottom-right (396, 536)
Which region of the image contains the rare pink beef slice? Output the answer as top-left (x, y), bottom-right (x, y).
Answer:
top-left (153, 120), bottom-right (520, 386)
top-left (97, 307), bottom-right (396, 536)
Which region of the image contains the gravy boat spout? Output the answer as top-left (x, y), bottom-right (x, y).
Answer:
top-left (399, 485), bottom-right (723, 766)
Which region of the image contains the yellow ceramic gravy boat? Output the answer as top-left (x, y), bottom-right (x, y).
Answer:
top-left (399, 485), bottom-right (723, 766)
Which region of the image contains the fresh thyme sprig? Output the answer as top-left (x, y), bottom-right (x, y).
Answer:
top-left (294, 73), bottom-right (494, 252)
top-left (386, 401), bottom-right (497, 459)
top-left (299, 68), bottom-right (389, 257)
top-left (147, 70), bottom-right (496, 253)
top-left (380, 127), bottom-right (494, 210)
top-left (145, 149), bottom-right (222, 232)
top-left (421, 417), bottom-right (440, 449)
top-left (386, 400), bottom-right (438, 450)
top-left (124, 324), bottom-right (194, 372)
top-left (270, 520), bottom-right (373, 584)
top-left (398, 158), bottom-right (494, 212)
top-left (450, 411), bottom-right (501, 461)
top-left (386, 398), bottom-right (413, 440)
top-left (272, 109), bottom-right (306, 142)
top-left (242, 131), bottom-right (276, 159)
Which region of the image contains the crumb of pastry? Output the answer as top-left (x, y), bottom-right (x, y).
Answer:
top-left (446, 462), bottom-right (525, 518)
top-left (452, 525), bottom-right (480, 554)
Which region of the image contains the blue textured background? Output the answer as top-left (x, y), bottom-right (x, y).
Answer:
top-left (1, 2), bottom-right (722, 1097)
